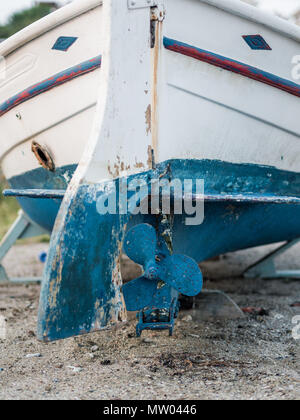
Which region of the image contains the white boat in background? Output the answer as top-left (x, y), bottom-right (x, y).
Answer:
top-left (0, 0), bottom-right (102, 229)
top-left (1, 0), bottom-right (300, 340)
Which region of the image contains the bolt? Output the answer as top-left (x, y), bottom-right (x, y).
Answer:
top-left (146, 266), bottom-right (158, 280)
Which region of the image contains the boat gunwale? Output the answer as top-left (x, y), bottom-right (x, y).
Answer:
top-left (1, 0), bottom-right (300, 59)
top-left (198, 0), bottom-right (300, 43)
top-left (0, 0), bottom-right (102, 58)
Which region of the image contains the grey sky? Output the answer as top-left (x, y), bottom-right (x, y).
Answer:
top-left (0, 0), bottom-right (300, 25)
top-left (258, 0), bottom-right (300, 16)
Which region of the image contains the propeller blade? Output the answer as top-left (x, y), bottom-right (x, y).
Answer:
top-left (123, 224), bottom-right (157, 266)
top-left (162, 255), bottom-right (203, 296)
top-left (122, 276), bottom-right (158, 311)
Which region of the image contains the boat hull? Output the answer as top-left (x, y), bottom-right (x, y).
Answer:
top-left (32, 0), bottom-right (300, 341)
top-left (0, 0), bottom-right (102, 188)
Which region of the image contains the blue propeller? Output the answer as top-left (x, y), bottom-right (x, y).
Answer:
top-left (122, 224), bottom-right (203, 311)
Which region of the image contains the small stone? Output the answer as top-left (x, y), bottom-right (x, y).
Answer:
top-left (25, 353), bottom-right (42, 358)
top-left (91, 345), bottom-right (99, 352)
top-left (182, 315), bottom-right (192, 322)
top-left (88, 353), bottom-right (95, 359)
top-left (142, 338), bottom-right (153, 343)
top-left (45, 385), bottom-right (52, 392)
top-left (67, 366), bottom-right (82, 372)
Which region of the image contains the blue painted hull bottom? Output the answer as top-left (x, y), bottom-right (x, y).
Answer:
top-left (14, 158), bottom-right (297, 341)
top-left (8, 158), bottom-right (300, 263)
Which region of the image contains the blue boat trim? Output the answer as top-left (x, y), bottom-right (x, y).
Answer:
top-left (52, 36), bottom-right (78, 51)
top-left (188, 193), bottom-right (300, 204)
top-left (0, 55), bottom-right (102, 118)
top-left (163, 37), bottom-right (300, 98)
top-left (5, 188), bottom-right (300, 204)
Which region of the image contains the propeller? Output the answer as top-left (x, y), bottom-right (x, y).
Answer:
top-left (122, 223), bottom-right (203, 312)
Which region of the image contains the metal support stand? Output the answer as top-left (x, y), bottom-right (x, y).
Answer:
top-left (0, 210), bottom-right (48, 283)
top-left (243, 238), bottom-right (300, 279)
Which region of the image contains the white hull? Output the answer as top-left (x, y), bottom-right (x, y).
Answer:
top-left (0, 0), bottom-right (299, 186)
top-left (0, 0), bottom-right (102, 180)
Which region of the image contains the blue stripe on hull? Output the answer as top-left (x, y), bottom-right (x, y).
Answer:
top-left (172, 202), bottom-right (300, 262)
top-left (163, 37), bottom-right (300, 98)
top-left (6, 159), bottom-right (300, 261)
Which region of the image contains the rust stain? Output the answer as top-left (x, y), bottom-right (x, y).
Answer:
top-left (134, 161), bottom-right (145, 169)
top-left (147, 145), bottom-right (153, 169)
top-left (107, 163), bottom-right (113, 177)
top-left (151, 19), bottom-right (163, 161)
top-left (145, 104), bottom-right (151, 135)
top-left (31, 141), bottom-right (55, 172)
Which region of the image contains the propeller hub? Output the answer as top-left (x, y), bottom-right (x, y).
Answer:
top-left (145, 265), bottom-right (159, 280)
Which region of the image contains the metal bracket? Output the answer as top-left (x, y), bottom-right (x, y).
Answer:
top-left (244, 238), bottom-right (300, 279)
top-left (150, 3), bottom-right (165, 21)
top-left (136, 298), bottom-right (179, 337)
top-left (128, 0), bottom-right (157, 9)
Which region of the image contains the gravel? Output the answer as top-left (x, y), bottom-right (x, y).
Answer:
top-left (0, 242), bottom-right (299, 400)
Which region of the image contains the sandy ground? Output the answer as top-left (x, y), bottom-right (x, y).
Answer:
top-left (0, 242), bottom-right (299, 400)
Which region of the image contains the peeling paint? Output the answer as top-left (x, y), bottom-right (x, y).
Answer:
top-left (147, 145), bottom-right (153, 169)
top-left (145, 104), bottom-right (151, 135)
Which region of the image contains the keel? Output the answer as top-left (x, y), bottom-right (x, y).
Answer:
top-left (37, 0), bottom-right (154, 341)
top-left (37, 183), bottom-right (129, 341)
